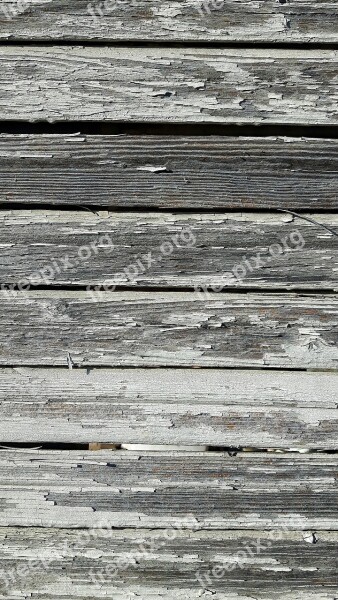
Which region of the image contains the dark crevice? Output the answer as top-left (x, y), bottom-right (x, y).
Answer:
top-left (1, 525), bottom-right (336, 534)
top-left (0, 442), bottom-right (337, 454)
top-left (0, 364), bottom-right (319, 372)
top-left (207, 446), bottom-right (338, 454)
top-left (0, 122), bottom-right (338, 138)
top-left (0, 442), bottom-right (90, 450)
top-left (1, 284), bottom-right (337, 294)
top-left (0, 40), bottom-right (337, 50)
top-left (1, 203), bottom-right (338, 215)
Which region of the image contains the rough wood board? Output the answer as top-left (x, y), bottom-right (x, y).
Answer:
top-left (1, 48), bottom-right (338, 124)
top-left (1, 368), bottom-right (337, 447)
top-left (0, 0), bottom-right (337, 43)
top-left (0, 527), bottom-right (336, 599)
top-left (0, 211), bottom-right (337, 289)
top-left (0, 450), bottom-right (337, 529)
top-left (2, 135), bottom-right (338, 210)
top-left (1, 291), bottom-right (338, 368)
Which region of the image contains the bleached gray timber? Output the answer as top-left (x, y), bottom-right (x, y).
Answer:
top-left (1, 48), bottom-right (338, 124)
top-left (0, 450), bottom-right (337, 529)
top-left (0, 291), bottom-right (337, 368)
top-left (0, 368), bottom-right (337, 448)
top-left (0, 0), bottom-right (337, 43)
top-left (0, 211), bottom-right (337, 289)
top-left (0, 527), bottom-right (336, 599)
top-left (1, 135), bottom-right (338, 210)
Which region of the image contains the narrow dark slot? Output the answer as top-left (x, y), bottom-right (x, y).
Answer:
top-left (0, 40), bottom-right (338, 50)
top-left (0, 442), bottom-right (337, 454)
top-left (0, 364), bottom-right (312, 372)
top-left (0, 283), bottom-right (337, 294)
top-left (0, 121), bottom-right (338, 138)
top-left (0, 442), bottom-right (90, 450)
top-left (1, 203), bottom-right (338, 216)
top-left (208, 446), bottom-right (338, 455)
top-left (1, 204), bottom-right (338, 216)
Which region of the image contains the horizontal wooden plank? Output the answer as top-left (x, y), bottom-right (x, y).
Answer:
top-left (0, 0), bottom-right (337, 43)
top-left (1, 368), bottom-right (337, 447)
top-left (0, 450), bottom-right (337, 529)
top-left (1, 291), bottom-right (338, 368)
top-left (0, 211), bottom-right (337, 290)
top-left (1, 48), bottom-right (338, 124)
top-left (0, 527), bottom-right (336, 599)
top-left (1, 135), bottom-right (338, 210)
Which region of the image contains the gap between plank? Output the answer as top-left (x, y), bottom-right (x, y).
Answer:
top-left (1, 285), bottom-right (337, 294)
top-left (0, 40), bottom-right (338, 50)
top-left (0, 364), bottom-right (329, 371)
top-left (1, 122), bottom-right (338, 138)
top-left (0, 442), bottom-right (337, 454)
top-left (1, 203), bottom-right (338, 215)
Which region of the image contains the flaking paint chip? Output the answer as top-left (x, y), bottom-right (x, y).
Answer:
top-left (137, 166), bottom-right (170, 173)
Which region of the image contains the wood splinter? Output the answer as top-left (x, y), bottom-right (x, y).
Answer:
top-left (89, 443), bottom-right (120, 451)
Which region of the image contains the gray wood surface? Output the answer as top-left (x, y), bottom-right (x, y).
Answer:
top-left (0, 211), bottom-right (337, 289)
top-left (1, 368), bottom-right (337, 448)
top-left (1, 1), bottom-right (337, 594)
top-left (2, 135), bottom-right (338, 210)
top-left (0, 449), bottom-right (337, 529)
top-left (0, 0), bottom-right (337, 43)
top-left (1, 47), bottom-right (338, 124)
top-left (0, 527), bottom-right (336, 599)
top-left (0, 291), bottom-right (337, 368)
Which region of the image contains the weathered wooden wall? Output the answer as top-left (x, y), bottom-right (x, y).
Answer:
top-left (0, 211), bottom-right (336, 288)
top-left (0, 368), bottom-right (336, 446)
top-left (0, 0), bottom-right (337, 42)
top-left (1, 291), bottom-right (338, 367)
top-left (1, 135), bottom-right (337, 210)
top-left (1, 527), bottom-right (336, 599)
top-left (0, 2), bottom-right (337, 599)
top-left (1, 48), bottom-right (338, 123)
top-left (0, 449), bottom-right (337, 528)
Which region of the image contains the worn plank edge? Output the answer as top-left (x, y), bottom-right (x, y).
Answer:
top-left (0, 450), bottom-right (337, 529)
top-left (0, 528), bottom-right (336, 599)
top-left (1, 47), bottom-right (338, 124)
top-left (1, 134), bottom-right (337, 210)
top-left (1, 0), bottom-right (338, 43)
top-left (0, 368), bottom-right (337, 447)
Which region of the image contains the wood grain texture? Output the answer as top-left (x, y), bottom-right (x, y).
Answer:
top-left (0, 134), bottom-right (338, 211)
top-left (0, 527), bottom-right (338, 600)
top-left (0, 211), bottom-right (337, 290)
top-left (1, 368), bottom-right (337, 447)
top-left (2, 135), bottom-right (338, 211)
top-left (0, 449), bottom-right (337, 529)
top-left (0, 527), bottom-right (336, 599)
top-left (0, 0), bottom-right (337, 43)
top-left (1, 291), bottom-right (338, 368)
top-left (1, 47), bottom-right (338, 124)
